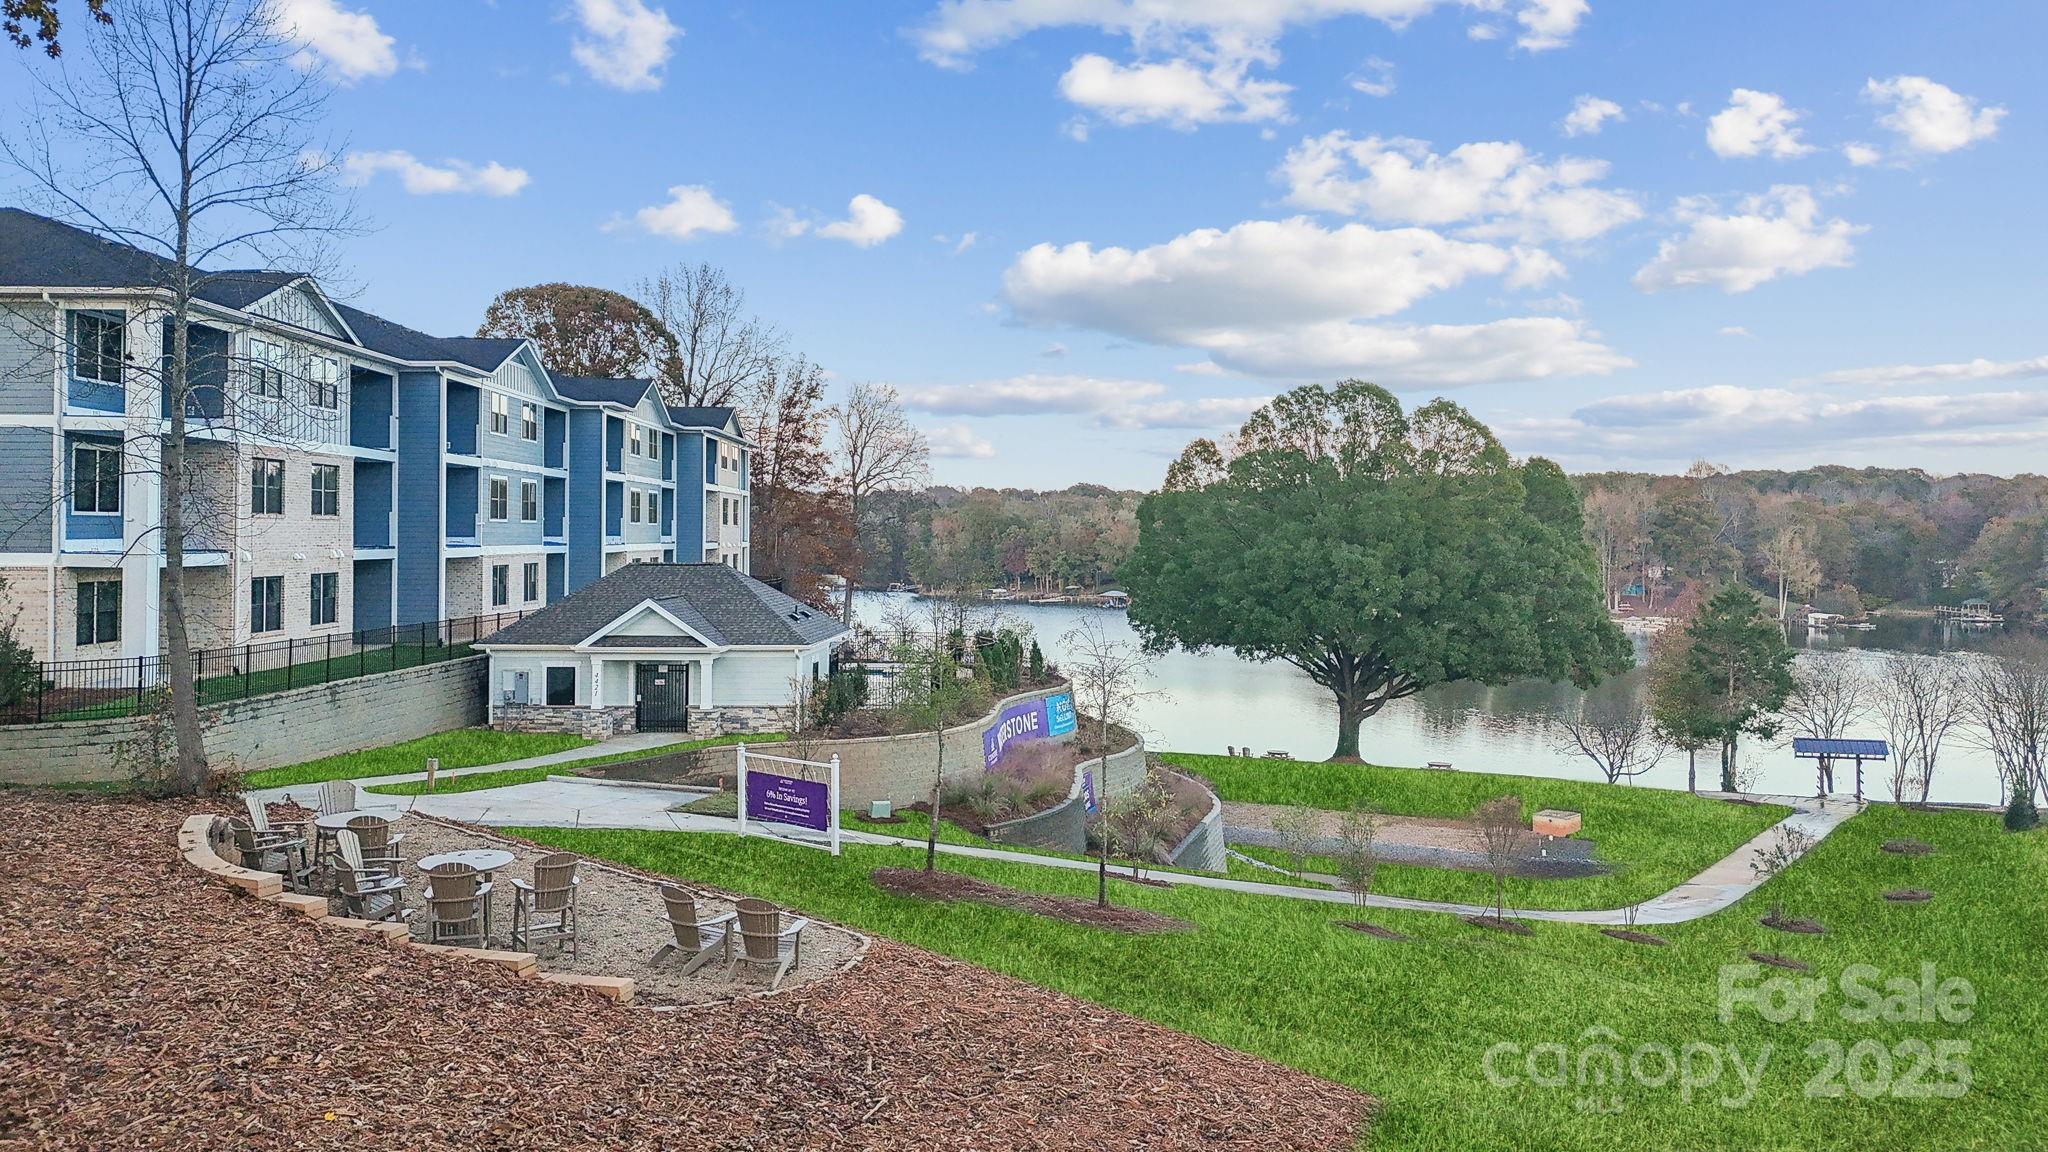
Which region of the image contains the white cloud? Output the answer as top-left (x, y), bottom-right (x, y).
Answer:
top-left (570, 0), bottom-right (681, 92)
top-left (342, 151), bottom-right (529, 197)
top-left (1863, 75), bottom-right (2005, 156)
top-left (1057, 53), bottom-right (1290, 128)
top-left (1842, 142), bottom-right (1883, 167)
top-left (926, 424), bottom-right (997, 459)
top-left (1718, 325), bottom-right (1752, 338)
top-left (1040, 342), bottom-right (1069, 358)
top-left (1347, 56), bottom-right (1396, 98)
top-left (1515, 0), bottom-right (1588, 51)
top-left (1560, 95), bottom-right (1624, 137)
top-left (1632, 186), bottom-right (1862, 293)
top-left (1802, 354), bottom-right (2048, 390)
top-left (1175, 361), bottom-right (1230, 376)
top-left (1467, 22), bottom-right (1502, 40)
top-left (814, 194), bottom-right (905, 247)
top-left (617, 184), bottom-right (737, 240)
top-left (902, 374), bottom-right (1270, 430)
top-left (950, 231), bottom-right (980, 253)
top-left (1511, 384), bottom-right (2048, 463)
top-left (275, 0), bottom-right (400, 81)
top-left (1706, 89), bottom-right (1814, 159)
top-left (1195, 316), bottom-right (1631, 384)
top-left (1276, 132), bottom-right (1641, 244)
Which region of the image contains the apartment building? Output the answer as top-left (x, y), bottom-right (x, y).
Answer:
top-left (0, 208), bottom-right (750, 669)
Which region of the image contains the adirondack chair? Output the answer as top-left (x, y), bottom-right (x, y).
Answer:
top-left (652, 885), bottom-right (735, 975)
top-left (334, 830), bottom-right (408, 923)
top-left (509, 852), bottom-right (581, 956)
top-left (238, 796), bottom-right (312, 888)
top-left (734, 897), bottom-right (807, 989)
top-left (423, 863), bottom-right (491, 947)
top-left (344, 814), bottom-right (405, 877)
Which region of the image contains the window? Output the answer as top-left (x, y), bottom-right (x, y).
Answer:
top-left (71, 442), bottom-right (121, 513)
top-left (250, 575), bottom-right (283, 633)
top-left (521, 403), bottom-right (539, 441)
top-left (72, 311), bottom-right (125, 384)
top-left (629, 424), bottom-right (643, 456)
top-left (306, 355), bottom-right (339, 409)
top-left (544, 665), bottom-right (576, 706)
top-left (250, 458), bottom-right (284, 515)
top-left (522, 561), bottom-right (540, 603)
top-left (489, 393), bottom-right (510, 435)
top-left (629, 488), bottom-right (642, 523)
top-left (520, 479), bottom-right (538, 522)
top-left (248, 338), bottom-right (285, 399)
top-left (310, 464), bottom-right (340, 516)
top-left (309, 572), bottom-right (338, 626)
top-left (490, 563), bottom-right (510, 607)
top-left (488, 476), bottom-right (509, 521)
top-left (75, 579), bottom-right (120, 646)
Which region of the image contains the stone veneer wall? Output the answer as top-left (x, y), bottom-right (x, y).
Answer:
top-left (0, 656), bottom-right (487, 785)
top-left (801, 682), bottom-right (1078, 808)
top-left (1163, 770), bottom-right (1227, 873)
top-left (493, 703), bottom-right (637, 740)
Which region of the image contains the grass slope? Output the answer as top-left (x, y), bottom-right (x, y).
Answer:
top-left (1166, 752), bottom-right (1788, 910)
top-left (367, 733), bottom-right (785, 796)
top-left (241, 729), bottom-right (592, 790)
top-left (522, 808), bottom-right (2045, 1152)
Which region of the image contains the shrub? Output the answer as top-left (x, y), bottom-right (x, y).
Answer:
top-left (1028, 640), bottom-right (1045, 684)
top-left (818, 667), bottom-right (869, 727)
top-left (2003, 790), bottom-right (2039, 832)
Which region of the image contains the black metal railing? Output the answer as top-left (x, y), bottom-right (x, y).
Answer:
top-left (0, 610), bottom-right (532, 725)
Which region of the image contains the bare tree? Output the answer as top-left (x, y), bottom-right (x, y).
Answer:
top-left (882, 596), bottom-right (993, 873)
top-left (1583, 482), bottom-right (1650, 611)
top-left (833, 382), bottom-right (928, 624)
top-left (1962, 637), bottom-right (2048, 813)
top-left (4, 0), bottom-right (356, 791)
top-left (1872, 652), bottom-right (1967, 806)
top-left (1472, 795), bottom-right (1526, 923)
top-left (1334, 802), bottom-right (1380, 915)
top-left (1781, 656), bottom-right (1869, 795)
top-left (1552, 695), bottom-right (1667, 785)
top-left (1061, 614), bottom-right (1155, 908)
top-left (637, 262), bottom-right (784, 407)
top-left (1271, 805), bottom-right (1319, 880)
top-left (1759, 523), bottom-right (1822, 622)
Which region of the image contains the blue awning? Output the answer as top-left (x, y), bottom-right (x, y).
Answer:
top-left (1792, 738), bottom-right (1889, 758)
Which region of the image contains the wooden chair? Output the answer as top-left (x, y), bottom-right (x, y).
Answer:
top-left (509, 852), bottom-right (581, 956)
top-left (237, 796), bottom-right (312, 886)
top-left (734, 897), bottom-right (807, 989)
top-left (227, 817), bottom-right (315, 892)
top-left (344, 814), bottom-right (404, 877)
top-left (423, 863), bottom-right (491, 947)
top-left (334, 830), bottom-right (408, 923)
top-left (652, 885), bottom-right (735, 975)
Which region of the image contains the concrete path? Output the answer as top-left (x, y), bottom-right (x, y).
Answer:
top-left (246, 731), bottom-right (682, 809)
top-left (365, 775), bottom-right (1859, 928)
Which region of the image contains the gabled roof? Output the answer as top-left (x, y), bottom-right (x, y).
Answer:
top-left (551, 375), bottom-right (656, 409)
top-left (328, 304), bottom-right (522, 373)
top-left (0, 209), bottom-right (323, 315)
top-left (480, 563), bottom-right (847, 650)
top-left (667, 405), bottom-right (738, 432)
top-left (435, 336), bottom-right (527, 373)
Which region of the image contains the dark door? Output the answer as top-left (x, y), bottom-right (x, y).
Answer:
top-left (634, 663), bottom-right (689, 732)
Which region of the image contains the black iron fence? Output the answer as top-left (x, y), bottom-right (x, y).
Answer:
top-left (0, 610), bottom-right (533, 726)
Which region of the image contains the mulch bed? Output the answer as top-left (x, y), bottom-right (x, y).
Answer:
top-left (1883, 888), bottom-right (1935, 903)
top-left (870, 866), bottom-right (1192, 935)
top-left (0, 792), bottom-right (1366, 1151)
top-left (1464, 915), bottom-right (1535, 936)
top-left (1599, 929), bottom-right (1670, 947)
top-left (1761, 914), bottom-right (1825, 935)
top-left (1340, 922), bottom-right (1409, 941)
top-left (1748, 952), bottom-right (1811, 971)
top-left (1881, 838), bottom-right (1936, 856)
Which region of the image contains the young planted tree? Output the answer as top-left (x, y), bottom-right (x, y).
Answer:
top-left (834, 382), bottom-right (928, 624)
top-left (1061, 614), bottom-right (1155, 907)
top-left (1781, 656), bottom-right (1870, 795)
top-left (4, 0), bottom-right (357, 792)
top-left (1271, 805), bottom-right (1319, 881)
top-left (1473, 795), bottom-right (1527, 924)
top-left (1669, 584), bottom-right (1796, 793)
top-left (884, 598), bottom-right (990, 872)
top-left (1334, 802), bottom-right (1380, 916)
top-left (1647, 627), bottom-right (1718, 794)
top-left (1873, 651), bottom-right (1967, 806)
top-left (1552, 695), bottom-right (1668, 785)
top-left (1122, 382), bottom-right (1631, 761)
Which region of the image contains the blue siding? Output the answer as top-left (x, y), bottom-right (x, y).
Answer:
top-left (566, 408), bottom-right (606, 591)
top-left (446, 381), bottom-right (479, 456)
top-left (394, 370), bottom-right (445, 624)
top-left (476, 468), bottom-right (547, 546)
top-left (674, 433), bottom-right (707, 553)
top-left (546, 551), bottom-right (566, 599)
top-left (543, 408), bottom-right (567, 468)
top-left (445, 465), bottom-right (479, 543)
top-left (352, 557), bottom-right (393, 632)
top-left (350, 367), bottom-right (394, 449)
top-left (353, 459), bottom-right (393, 549)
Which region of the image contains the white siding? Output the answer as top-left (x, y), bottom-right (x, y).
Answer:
top-left (712, 650), bottom-right (799, 707)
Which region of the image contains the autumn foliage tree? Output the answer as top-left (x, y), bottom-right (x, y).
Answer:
top-left (747, 354), bottom-right (844, 602)
top-left (476, 283), bottom-right (675, 381)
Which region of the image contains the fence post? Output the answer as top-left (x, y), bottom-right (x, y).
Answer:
top-left (419, 620), bottom-right (428, 666)
top-left (35, 666), bottom-right (44, 723)
top-left (134, 655), bottom-right (144, 715)
top-left (358, 628), bottom-right (366, 680)
top-left (285, 637), bottom-right (294, 690)
top-left (244, 644), bottom-right (252, 700)
top-left (325, 633), bottom-right (332, 685)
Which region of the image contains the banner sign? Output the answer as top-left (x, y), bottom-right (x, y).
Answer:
top-left (744, 770), bottom-right (830, 832)
top-left (983, 691), bottom-right (1078, 768)
top-left (1082, 769), bottom-right (1097, 814)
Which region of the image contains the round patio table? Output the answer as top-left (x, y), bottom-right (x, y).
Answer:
top-left (416, 849), bottom-right (516, 939)
top-left (314, 809), bottom-right (381, 831)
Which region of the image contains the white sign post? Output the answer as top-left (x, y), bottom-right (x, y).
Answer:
top-left (736, 742), bottom-right (842, 855)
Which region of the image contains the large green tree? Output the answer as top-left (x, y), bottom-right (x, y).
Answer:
top-left (1658, 583), bottom-right (1796, 792)
top-left (477, 283), bottom-right (677, 382)
top-left (1121, 381), bottom-right (1631, 761)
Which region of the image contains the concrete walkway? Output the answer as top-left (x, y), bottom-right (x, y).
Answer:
top-left (246, 731), bottom-right (683, 810)
top-left (363, 775), bottom-right (1858, 927)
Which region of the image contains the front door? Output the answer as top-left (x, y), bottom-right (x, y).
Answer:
top-left (635, 663), bottom-right (689, 732)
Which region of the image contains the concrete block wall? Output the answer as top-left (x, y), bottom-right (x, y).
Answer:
top-left (0, 655), bottom-right (487, 785)
top-left (1164, 770), bottom-right (1227, 873)
top-left (807, 683), bottom-right (1077, 808)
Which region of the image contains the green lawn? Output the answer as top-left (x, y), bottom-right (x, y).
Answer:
top-left (366, 732), bottom-right (786, 796)
top-left (522, 807), bottom-right (2044, 1151)
top-left (1164, 752), bottom-right (1789, 910)
top-left (51, 638), bottom-right (478, 722)
top-left (241, 729), bottom-right (593, 790)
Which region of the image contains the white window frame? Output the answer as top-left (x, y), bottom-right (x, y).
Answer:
top-left (309, 463), bottom-right (340, 517)
top-left (489, 392), bottom-right (510, 436)
top-left (306, 354), bottom-right (340, 410)
top-left (71, 310), bottom-right (125, 385)
top-left (520, 479), bottom-right (538, 522)
top-left (629, 488), bottom-right (642, 524)
top-left (490, 563), bottom-right (511, 607)
top-left (250, 575), bottom-right (284, 634)
top-left (488, 476), bottom-right (510, 522)
top-left (72, 442), bottom-right (121, 514)
top-left (629, 423), bottom-right (643, 456)
top-left (250, 458), bottom-right (285, 516)
top-left (309, 571), bottom-right (339, 626)
top-left (521, 402), bottom-right (539, 441)
top-left (248, 337), bottom-right (285, 399)
top-left (522, 561), bottom-right (540, 603)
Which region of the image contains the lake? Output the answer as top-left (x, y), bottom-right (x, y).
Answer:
top-left (852, 593), bottom-right (2015, 806)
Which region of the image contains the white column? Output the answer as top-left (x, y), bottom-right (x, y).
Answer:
top-left (121, 312), bottom-right (163, 670)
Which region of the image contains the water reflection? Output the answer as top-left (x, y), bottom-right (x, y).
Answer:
top-left (852, 594), bottom-right (2012, 805)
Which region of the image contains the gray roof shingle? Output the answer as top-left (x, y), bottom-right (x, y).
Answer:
top-left (552, 375), bottom-right (655, 408)
top-left (481, 563), bottom-right (847, 649)
top-left (0, 210), bottom-right (326, 315)
top-left (666, 405), bottom-right (737, 430)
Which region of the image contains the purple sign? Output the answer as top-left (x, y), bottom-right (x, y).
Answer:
top-left (745, 770), bottom-right (830, 832)
top-left (982, 691), bottom-right (1076, 769)
top-left (1082, 770), bottom-right (1097, 814)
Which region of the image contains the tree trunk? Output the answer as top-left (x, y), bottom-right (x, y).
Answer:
top-left (1330, 683), bottom-right (1364, 761)
top-left (1096, 714), bottom-right (1110, 909)
top-left (1686, 748), bottom-right (1697, 794)
top-left (1720, 738), bottom-right (1737, 794)
top-left (162, 282), bottom-right (207, 793)
top-left (924, 727), bottom-right (942, 872)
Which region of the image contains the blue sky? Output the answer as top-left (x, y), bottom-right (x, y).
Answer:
top-left (9, 1), bottom-right (2045, 488)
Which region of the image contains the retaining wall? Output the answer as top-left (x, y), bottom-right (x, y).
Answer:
top-left (801, 682), bottom-right (1078, 808)
top-left (984, 739), bottom-right (1148, 855)
top-left (0, 656), bottom-right (487, 785)
top-left (1164, 770), bottom-right (1227, 873)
